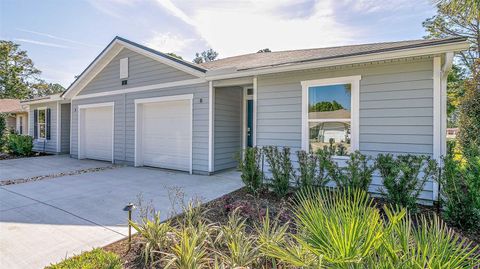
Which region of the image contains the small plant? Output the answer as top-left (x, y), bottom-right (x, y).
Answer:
top-left (440, 142), bottom-right (480, 231)
top-left (215, 209), bottom-right (260, 268)
top-left (5, 133), bottom-right (33, 156)
top-left (316, 148), bottom-right (332, 186)
top-left (327, 151), bottom-right (375, 191)
top-left (296, 150), bottom-right (317, 188)
top-left (163, 225), bottom-right (210, 269)
top-left (46, 248), bottom-right (123, 269)
top-left (263, 146), bottom-right (295, 197)
top-left (376, 154), bottom-right (438, 211)
top-left (236, 147), bottom-right (263, 194)
top-left (130, 210), bottom-right (173, 266)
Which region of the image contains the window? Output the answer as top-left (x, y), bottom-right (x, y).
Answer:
top-left (302, 76), bottom-right (360, 156)
top-left (38, 108), bottom-right (46, 139)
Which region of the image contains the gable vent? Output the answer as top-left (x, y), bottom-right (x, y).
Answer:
top-left (120, 57), bottom-right (129, 79)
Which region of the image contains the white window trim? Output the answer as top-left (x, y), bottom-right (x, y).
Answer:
top-left (242, 86), bottom-right (254, 150)
top-left (37, 107), bottom-right (47, 141)
top-left (301, 75), bottom-right (361, 157)
top-left (77, 102), bottom-right (115, 163)
top-left (134, 94), bottom-right (193, 174)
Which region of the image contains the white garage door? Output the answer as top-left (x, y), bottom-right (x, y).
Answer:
top-left (140, 100), bottom-right (191, 171)
top-left (81, 106), bottom-right (113, 162)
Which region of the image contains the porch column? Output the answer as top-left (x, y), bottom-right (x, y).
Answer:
top-left (208, 81), bottom-right (214, 173)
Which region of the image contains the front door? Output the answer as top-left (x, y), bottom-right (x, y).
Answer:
top-left (247, 99), bottom-right (253, 147)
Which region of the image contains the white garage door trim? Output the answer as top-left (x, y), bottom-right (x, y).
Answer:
top-left (134, 94), bottom-right (193, 174)
top-left (77, 102), bottom-right (115, 163)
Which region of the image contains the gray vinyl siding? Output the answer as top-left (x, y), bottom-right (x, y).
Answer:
top-left (29, 102), bottom-right (58, 153)
top-left (78, 48), bottom-right (196, 96)
top-left (70, 82), bottom-right (209, 172)
top-left (214, 86), bottom-right (243, 171)
top-left (256, 57), bottom-right (435, 201)
top-left (60, 103), bottom-right (71, 153)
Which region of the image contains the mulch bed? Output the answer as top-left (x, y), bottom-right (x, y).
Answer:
top-left (103, 187), bottom-right (479, 268)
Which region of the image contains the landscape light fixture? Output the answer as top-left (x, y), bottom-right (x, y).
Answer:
top-left (123, 202), bottom-right (136, 251)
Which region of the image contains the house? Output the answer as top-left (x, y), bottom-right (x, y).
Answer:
top-left (21, 36), bottom-right (469, 202)
top-left (0, 99), bottom-right (28, 135)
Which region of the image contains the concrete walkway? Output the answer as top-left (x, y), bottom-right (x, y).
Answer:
top-left (0, 155), bottom-right (113, 181)
top-left (0, 166), bottom-right (242, 269)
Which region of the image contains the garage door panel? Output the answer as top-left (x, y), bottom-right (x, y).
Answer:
top-left (82, 106), bottom-right (113, 162)
top-left (140, 99), bottom-right (191, 171)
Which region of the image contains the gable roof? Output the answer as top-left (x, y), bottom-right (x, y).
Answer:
top-left (0, 99), bottom-right (26, 113)
top-left (61, 36), bottom-right (207, 99)
top-left (199, 37), bottom-right (468, 71)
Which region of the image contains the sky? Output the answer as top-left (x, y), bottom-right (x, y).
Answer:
top-left (0, 0), bottom-right (437, 88)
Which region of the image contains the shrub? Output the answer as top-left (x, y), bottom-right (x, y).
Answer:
top-left (236, 147), bottom-right (263, 194)
top-left (296, 150), bottom-right (317, 188)
top-left (458, 59), bottom-right (480, 154)
top-left (0, 113), bottom-right (6, 149)
top-left (130, 210), bottom-right (173, 266)
top-left (326, 150), bottom-right (375, 191)
top-left (376, 154), bottom-right (438, 211)
top-left (46, 248), bottom-right (123, 269)
top-left (315, 148), bottom-right (331, 186)
top-left (263, 146), bottom-right (295, 197)
top-left (163, 224), bottom-right (210, 269)
top-left (5, 133), bottom-right (33, 156)
top-left (440, 142), bottom-right (480, 231)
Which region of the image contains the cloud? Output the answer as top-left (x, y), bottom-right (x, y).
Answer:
top-left (17, 29), bottom-right (101, 48)
top-left (14, 38), bottom-right (70, 49)
top-left (87, 0), bottom-right (140, 18)
top-left (145, 32), bottom-right (194, 54)
top-left (154, 0), bottom-right (358, 57)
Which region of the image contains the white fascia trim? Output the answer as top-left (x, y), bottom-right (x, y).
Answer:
top-left (116, 40), bottom-right (206, 78)
top-left (301, 75), bottom-right (361, 153)
top-left (22, 96), bottom-right (63, 105)
top-left (208, 81), bottom-right (214, 172)
top-left (77, 102), bottom-right (115, 163)
top-left (134, 94), bottom-right (194, 104)
top-left (73, 78), bottom-right (206, 100)
top-left (205, 42), bottom-right (469, 81)
top-left (63, 45), bottom-right (122, 99)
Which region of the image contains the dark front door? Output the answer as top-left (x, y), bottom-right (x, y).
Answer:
top-left (247, 99), bottom-right (253, 147)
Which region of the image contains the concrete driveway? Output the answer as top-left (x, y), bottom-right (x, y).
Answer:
top-left (0, 165), bottom-right (242, 269)
top-left (0, 155), bottom-right (113, 182)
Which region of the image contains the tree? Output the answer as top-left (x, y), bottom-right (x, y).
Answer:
top-left (257, 48), bottom-right (271, 53)
top-left (446, 64), bottom-right (466, 127)
top-left (0, 40), bottom-right (42, 99)
top-left (192, 49), bottom-right (218, 64)
top-left (33, 83), bottom-right (65, 97)
top-left (166, 52), bottom-right (183, 60)
top-left (457, 59), bottom-right (480, 153)
top-left (423, 3), bottom-right (479, 73)
top-left (309, 100), bottom-right (344, 112)
top-left (434, 0), bottom-right (480, 21)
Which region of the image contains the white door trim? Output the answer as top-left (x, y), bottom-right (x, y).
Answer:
top-left (208, 82), bottom-right (214, 173)
top-left (134, 94), bottom-right (193, 174)
top-left (77, 102), bottom-right (115, 163)
top-left (301, 75), bottom-right (361, 153)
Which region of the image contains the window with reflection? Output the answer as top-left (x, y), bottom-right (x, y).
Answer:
top-left (308, 84), bottom-right (351, 156)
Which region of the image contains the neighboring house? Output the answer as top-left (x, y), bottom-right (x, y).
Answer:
top-left (0, 99), bottom-right (29, 135)
top-left (21, 36), bottom-right (469, 202)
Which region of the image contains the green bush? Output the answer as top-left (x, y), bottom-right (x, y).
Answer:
top-left (263, 146), bottom-right (295, 197)
top-left (458, 59), bottom-right (480, 154)
top-left (6, 134), bottom-right (33, 156)
top-left (296, 150), bottom-right (317, 188)
top-left (376, 154), bottom-right (438, 211)
top-left (236, 147), bottom-right (263, 194)
top-left (440, 142), bottom-right (480, 231)
top-left (326, 150), bottom-right (375, 191)
top-left (46, 248), bottom-right (123, 269)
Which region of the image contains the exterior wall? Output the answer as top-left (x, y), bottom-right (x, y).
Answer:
top-left (78, 48), bottom-right (196, 96)
top-left (61, 103), bottom-right (71, 153)
top-left (256, 57), bottom-right (435, 200)
top-left (214, 86), bottom-right (243, 171)
top-left (29, 102), bottom-right (58, 153)
top-left (5, 115), bottom-right (16, 132)
top-left (71, 83), bottom-right (209, 172)
top-left (15, 112), bottom-right (29, 135)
